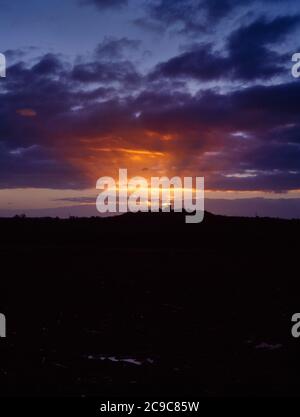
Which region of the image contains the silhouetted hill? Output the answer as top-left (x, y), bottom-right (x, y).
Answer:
top-left (1, 210), bottom-right (298, 248)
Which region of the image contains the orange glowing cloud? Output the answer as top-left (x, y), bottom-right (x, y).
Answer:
top-left (16, 108), bottom-right (37, 117)
top-left (92, 147), bottom-right (165, 157)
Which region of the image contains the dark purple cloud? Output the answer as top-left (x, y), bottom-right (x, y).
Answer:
top-left (138, 0), bottom-right (300, 36)
top-left (151, 15), bottom-right (300, 81)
top-left (82, 0), bottom-right (128, 10)
top-left (138, 0), bottom-right (254, 34)
top-left (71, 60), bottom-right (141, 86)
top-left (32, 53), bottom-right (66, 77)
top-left (1, 7), bottom-right (300, 193)
top-left (95, 37), bottom-right (141, 60)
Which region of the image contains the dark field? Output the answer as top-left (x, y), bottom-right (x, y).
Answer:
top-left (0, 211), bottom-right (299, 397)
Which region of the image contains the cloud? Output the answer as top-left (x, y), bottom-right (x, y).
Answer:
top-left (16, 108), bottom-right (37, 117)
top-left (95, 37), bottom-right (141, 61)
top-left (82, 0), bottom-right (128, 10)
top-left (227, 15), bottom-right (300, 80)
top-left (151, 15), bottom-right (300, 81)
top-left (138, 0), bottom-right (253, 34)
top-left (71, 60), bottom-right (141, 88)
top-left (54, 196), bottom-right (95, 203)
top-left (150, 44), bottom-right (230, 81)
top-left (0, 142), bottom-right (88, 189)
top-left (31, 53), bottom-right (66, 76)
top-left (2, 23), bottom-right (300, 193)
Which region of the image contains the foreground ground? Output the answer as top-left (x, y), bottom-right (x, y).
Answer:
top-left (0, 211), bottom-right (299, 396)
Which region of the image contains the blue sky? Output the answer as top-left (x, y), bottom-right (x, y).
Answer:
top-left (1, 0), bottom-right (300, 217)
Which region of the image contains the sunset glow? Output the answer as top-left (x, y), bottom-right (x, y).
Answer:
top-left (1, 0), bottom-right (300, 218)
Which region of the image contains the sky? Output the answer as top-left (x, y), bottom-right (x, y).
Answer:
top-left (1, 0), bottom-right (300, 217)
